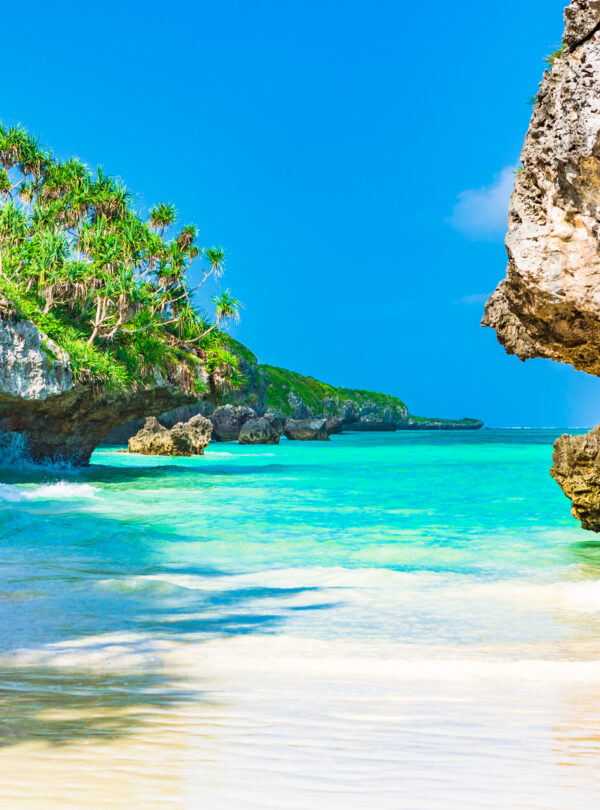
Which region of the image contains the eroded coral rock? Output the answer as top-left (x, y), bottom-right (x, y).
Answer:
top-left (284, 418), bottom-right (329, 441)
top-left (238, 417), bottom-right (280, 445)
top-left (551, 424), bottom-right (600, 531)
top-left (482, 0), bottom-right (600, 530)
top-left (128, 415), bottom-right (212, 456)
top-left (483, 0), bottom-right (600, 376)
top-left (209, 405), bottom-right (255, 442)
top-left (564, 0), bottom-right (600, 47)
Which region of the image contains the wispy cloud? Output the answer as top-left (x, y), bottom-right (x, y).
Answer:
top-left (455, 292), bottom-right (490, 305)
top-left (448, 166), bottom-right (515, 241)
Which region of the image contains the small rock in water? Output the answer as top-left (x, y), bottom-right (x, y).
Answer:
top-left (238, 417), bottom-right (280, 445)
top-left (209, 405), bottom-right (255, 442)
top-left (284, 418), bottom-right (329, 441)
top-left (551, 423), bottom-right (600, 531)
top-left (128, 415), bottom-right (212, 456)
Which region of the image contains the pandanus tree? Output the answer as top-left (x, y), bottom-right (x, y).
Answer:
top-left (0, 122), bottom-right (241, 385)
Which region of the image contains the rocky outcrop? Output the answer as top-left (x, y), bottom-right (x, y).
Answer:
top-left (284, 418), bottom-right (329, 441)
top-left (563, 0), bottom-right (600, 47)
top-left (105, 402), bottom-right (213, 445)
top-left (551, 426), bottom-right (600, 530)
top-left (0, 311), bottom-right (204, 464)
top-left (325, 417), bottom-right (343, 435)
top-left (482, 0), bottom-right (600, 529)
top-left (238, 417), bottom-right (280, 445)
top-left (263, 411), bottom-right (286, 434)
top-left (482, 0), bottom-right (600, 375)
top-left (128, 414), bottom-right (212, 456)
top-left (399, 417), bottom-right (484, 431)
top-left (209, 404), bottom-right (255, 442)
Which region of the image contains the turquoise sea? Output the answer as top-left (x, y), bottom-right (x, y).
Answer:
top-left (2, 429), bottom-right (600, 809)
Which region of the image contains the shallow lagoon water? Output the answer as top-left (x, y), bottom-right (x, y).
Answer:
top-left (1, 430), bottom-right (600, 808)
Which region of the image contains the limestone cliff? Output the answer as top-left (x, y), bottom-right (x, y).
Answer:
top-left (0, 310), bottom-right (203, 464)
top-left (483, 0), bottom-right (600, 529)
top-left (482, 1), bottom-right (600, 372)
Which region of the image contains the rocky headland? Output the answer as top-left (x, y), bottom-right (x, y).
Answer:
top-left (108, 344), bottom-right (483, 450)
top-left (0, 310), bottom-right (483, 462)
top-left (483, 0), bottom-right (600, 529)
top-left (0, 307), bottom-right (201, 464)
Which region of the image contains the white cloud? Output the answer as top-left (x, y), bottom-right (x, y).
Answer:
top-left (455, 292), bottom-right (490, 305)
top-left (448, 166), bottom-right (515, 241)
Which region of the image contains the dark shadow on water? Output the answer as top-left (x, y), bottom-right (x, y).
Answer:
top-left (569, 540), bottom-right (600, 573)
top-left (0, 460), bottom-right (323, 487)
top-left (0, 666), bottom-right (201, 748)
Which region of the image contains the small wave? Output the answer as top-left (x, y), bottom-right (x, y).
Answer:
top-left (0, 481), bottom-right (99, 502)
top-left (0, 483), bottom-right (26, 502)
top-left (27, 482), bottom-right (99, 499)
top-left (97, 568), bottom-right (600, 618)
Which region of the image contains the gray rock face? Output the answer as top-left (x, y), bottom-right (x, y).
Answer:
top-left (550, 425), bottom-right (600, 530)
top-left (128, 414), bottom-right (212, 456)
top-left (209, 404), bottom-right (255, 442)
top-left (399, 418), bottom-right (484, 431)
top-left (284, 418), bottom-right (329, 441)
top-left (263, 411), bottom-right (286, 434)
top-left (0, 311), bottom-right (73, 399)
top-left (238, 417), bottom-right (280, 445)
top-left (287, 392), bottom-right (310, 419)
top-left (483, 0), bottom-right (600, 376)
top-left (325, 417), bottom-right (343, 435)
top-left (564, 0), bottom-right (600, 47)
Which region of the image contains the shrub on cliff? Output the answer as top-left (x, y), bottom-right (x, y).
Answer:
top-left (0, 123), bottom-right (241, 391)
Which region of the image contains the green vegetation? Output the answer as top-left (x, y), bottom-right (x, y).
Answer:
top-left (260, 364), bottom-right (407, 417)
top-left (526, 42), bottom-right (568, 106)
top-left (409, 415), bottom-right (482, 426)
top-left (0, 123), bottom-right (241, 390)
top-left (223, 335), bottom-right (258, 367)
top-left (545, 43), bottom-right (567, 69)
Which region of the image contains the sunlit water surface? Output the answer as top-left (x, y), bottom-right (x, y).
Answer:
top-left (1, 430), bottom-right (600, 808)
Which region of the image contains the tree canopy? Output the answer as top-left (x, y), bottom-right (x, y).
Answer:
top-left (0, 123), bottom-right (241, 391)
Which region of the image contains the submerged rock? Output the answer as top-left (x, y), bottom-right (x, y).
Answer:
top-left (209, 405), bottom-right (255, 442)
top-left (128, 414), bottom-right (212, 456)
top-left (284, 418), bottom-right (329, 441)
top-left (551, 426), bottom-right (600, 531)
top-left (238, 417), bottom-right (280, 445)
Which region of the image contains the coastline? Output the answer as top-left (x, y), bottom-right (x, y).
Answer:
top-left (2, 430), bottom-right (600, 809)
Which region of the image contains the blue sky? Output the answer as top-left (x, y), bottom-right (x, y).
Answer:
top-left (2, 0), bottom-right (598, 426)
